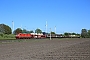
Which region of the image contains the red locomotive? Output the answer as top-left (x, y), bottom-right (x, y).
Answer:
top-left (15, 33), bottom-right (46, 39)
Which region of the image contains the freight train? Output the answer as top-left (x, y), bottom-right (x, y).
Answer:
top-left (15, 33), bottom-right (80, 39)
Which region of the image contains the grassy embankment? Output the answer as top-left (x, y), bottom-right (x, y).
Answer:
top-left (0, 34), bottom-right (16, 40)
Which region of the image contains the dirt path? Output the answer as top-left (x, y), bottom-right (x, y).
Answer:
top-left (0, 38), bottom-right (90, 60)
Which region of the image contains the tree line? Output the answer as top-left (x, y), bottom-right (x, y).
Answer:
top-left (0, 24), bottom-right (90, 38)
top-left (13, 28), bottom-right (42, 34)
top-left (81, 29), bottom-right (90, 38)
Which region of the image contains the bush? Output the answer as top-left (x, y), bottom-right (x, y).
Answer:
top-left (4, 34), bottom-right (15, 38)
top-left (0, 33), bottom-right (4, 37)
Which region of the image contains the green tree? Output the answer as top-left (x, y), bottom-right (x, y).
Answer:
top-left (14, 28), bottom-right (22, 34)
top-left (81, 29), bottom-right (88, 38)
top-left (51, 31), bottom-right (55, 34)
top-left (87, 30), bottom-right (90, 37)
top-left (0, 24), bottom-right (12, 34)
top-left (76, 33), bottom-right (80, 36)
top-left (22, 29), bottom-right (27, 33)
top-left (72, 33), bottom-right (76, 35)
top-left (29, 30), bottom-right (34, 33)
top-left (0, 24), bottom-right (5, 33)
top-left (22, 29), bottom-right (34, 33)
top-left (64, 32), bottom-right (69, 36)
top-left (35, 28), bottom-right (42, 33)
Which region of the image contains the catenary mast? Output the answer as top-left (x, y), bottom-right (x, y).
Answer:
top-left (55, 26), bottom-right (56, 34)
top-left (12, 21), bottom-right (14, 34)
top-left (46, 21), bottom-right (47, 33)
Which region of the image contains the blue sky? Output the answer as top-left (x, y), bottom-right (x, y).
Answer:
top-left (0, 0), bottom-right (90, 34)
